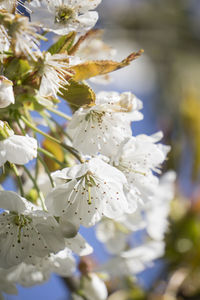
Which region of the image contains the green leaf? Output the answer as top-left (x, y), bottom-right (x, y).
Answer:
top-left (48, 32), bottom-right (76, 55)
top-left (59, 79), bottom-right (96, 110)
top-left (4, 58), bottom-right (31, 81)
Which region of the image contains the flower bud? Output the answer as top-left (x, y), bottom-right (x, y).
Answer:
top-left (0, 76), bottom-right (15, 108)
top-left (81, 273), bottom-right (108, 300)
top-left (0, 121), bottom-right (14, 141)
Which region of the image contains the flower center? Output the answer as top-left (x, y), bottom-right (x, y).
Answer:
top-left (55, 6), bottom-right (74, 24)
top-left (85, 110), bottom-right (105, 123)
top-left (13, 214), bottom-right (32, 243)
top-left (77, 171), bottom-right (97, 188)
top-left (76, 171), bottom-right (97, 205)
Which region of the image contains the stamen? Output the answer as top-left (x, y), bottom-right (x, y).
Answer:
top-left (55, 6), bottom-right (74, 24)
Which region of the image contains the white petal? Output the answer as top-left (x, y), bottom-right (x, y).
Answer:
top-left (82, 273), bottom-right (108, 300)
top-left (0, 191), bottom-right (27, 213)
top-left (0, 77), bottom-right (15, 108)
top-left (65, 233), bottom-right (93, 256)
top-left (47, 158), bottom-right (129, 227)
top-left (0, 135), bottom-right (37, 166)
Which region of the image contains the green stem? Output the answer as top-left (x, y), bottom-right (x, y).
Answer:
top-left (37, 154), bottom-right (55, 188)
top-left (49, 116), bottom-right (72, 142)
top-left (0, 51), bottom-right (13, 55)
top-left (40, 111), bottom-right (62, 141)
top-left (21, 116), bottom-right (84, 163)
top-left (10, 163), bottom-right (24, 197)
top-left (21, 115), bottom-right (62, 143)
top-left (61, 142), bottom-right (84, 163)
top-left (34, 155), bottom-right (39, 181)
top-left (38, 147), bottom-right (64, 167)
top-left (23, 165), bottom-right (47, 211)
top-left (46, 106), bottom-right (72, 121)
top-left (15, 117), bottom-right (26, 136)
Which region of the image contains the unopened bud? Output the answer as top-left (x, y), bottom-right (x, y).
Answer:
top-left (0, 76), bottom-right (15, 108)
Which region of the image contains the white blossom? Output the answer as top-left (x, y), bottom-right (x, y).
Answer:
top-left (0, 0), bottom-right (29, 14)
top-left (28, 0), bottom-right (101, 35)
top-left (99, 241), bottom-right (165, 277)
top-left (111, 171), bottom-right (175, 240)
top-left (46, 157), bottom-right (130, 227)
top-left (0, 76), bottom-right (15, 108)
top-left (39, 52), bottom-right (72, 98)
top-left (65, 233), bottom-right (93, 256)
top-left (67, 91), bottom-right (143, 157)
top-left (0, 0), bottom-right (178, 296)
top-left (96, 201), bottom-right (146, 255)
top-left (2, 13), bottom-right (42, 60)
top-left (6, 247), bottom-right (75, 287)
top-left (0, 25), bottom-right (10, 56)
top-left (146, 171), bottom-right (176, 241)
top-left (12, 16), bottom-right (42, 59)
top-left (0, 124), bottom-right (37, 166)
top-left (0, 191), bottom-right (65, 268)
top-left (96, 218), bottom-right (129, 254)
top-left (117, 203), bottom-right (146, 232)
top-left (0, 0), bottom-right (16, 12)
top-left (81, 273), bottom-right (108, 300)
top-left (96, 91), bottom-right (143, 121)
top-left (114, 132), bottom-right (170, 205)
top-left (1, 234), bottom-right (92, 288)
top-left (0, 268), bottom-right (17, 299)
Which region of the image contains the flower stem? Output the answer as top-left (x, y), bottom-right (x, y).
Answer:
top-left (37, 147), bottom-right (64, 167)
top-left (10, 163), bottom-right (24, 197)
top-left (21, 116), bottom-right (84, 163)
top-left (49, 116), bottom-right (72, 142)
top-left (23, 165), bottom-right (47, 211)
top-left (46, 106), bottom-right (72, 121)
top-left (21, 115), bottom-right (58, 143)
top-left (15, 117), bottom-right (27, 136)
top-left (61, 142), bottom-right (84, 163)
top-left (37, 154), bottom-right (55, 188)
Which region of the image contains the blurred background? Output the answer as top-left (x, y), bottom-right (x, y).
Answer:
top-left (7, 0), bottom-right (200, 299)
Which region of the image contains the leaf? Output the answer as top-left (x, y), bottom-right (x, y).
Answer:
top-left (68, 29), bottom-right (103, 55)
top-left (71, 49), bottom-right (144, 81)
top-left (4, 58), bottom-right (31, 81)
top-left (43, 138), bottom-right (64, 172)
top-left (59, 79), bottom-right (96, 110)
top-left (48, 32), bottom-right (76, 55)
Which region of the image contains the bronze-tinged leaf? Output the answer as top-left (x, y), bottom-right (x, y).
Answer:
top-left (43, 138), bottom-right (64, 172)
top-left (59, 79), bottom-right (96, 110)
top-left (48, 31), bottom-right (76, 55)
top-left (68, 29), bottom-right (103, 55)
top-left (71, 49), bottom-right (144, 81)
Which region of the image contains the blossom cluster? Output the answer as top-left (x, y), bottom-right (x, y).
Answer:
top-left (0, 1), bottom-right (176, 299)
